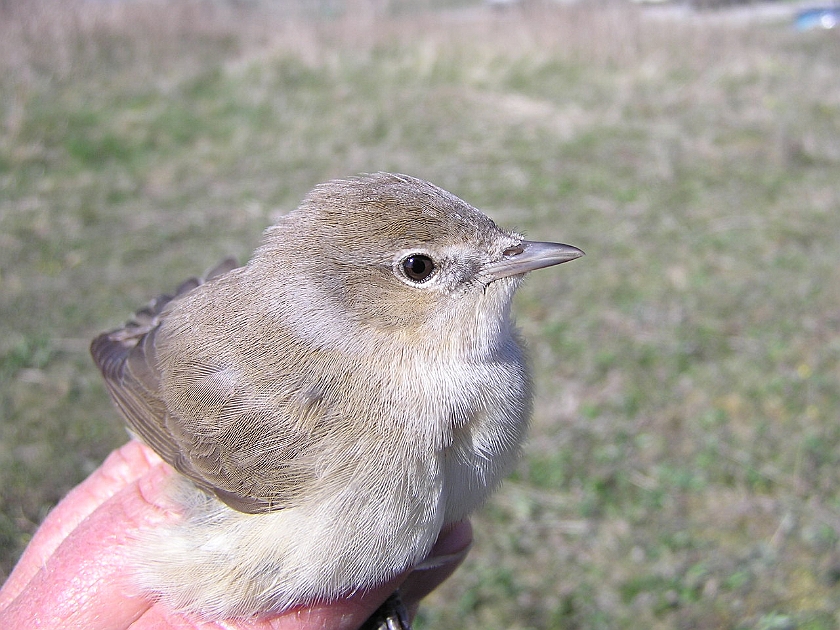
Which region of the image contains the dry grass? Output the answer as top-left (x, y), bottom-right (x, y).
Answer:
top-left (2, 1), bottom-right (840, 628)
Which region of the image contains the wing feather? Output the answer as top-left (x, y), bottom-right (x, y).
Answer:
top-left (90, 258), bottom-right (301, 514)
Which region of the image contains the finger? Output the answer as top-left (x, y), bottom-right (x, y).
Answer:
top-left (2, 444), bottom-right (470, 630)
top-left (1, 456), bottom-right (403, 630)
top-left (0, 440), bottom-right (161, 608)
top-left (400, 520), bottom-right (473, 617)
top-left (123, 565), bottom-right (413, 630)
top-left (0, 460), bottom-right (175, 630)
top-left (284, 522), bottom-right (472, 629)
top-left (271, 576), bottom-right (414, 630)
top-left (260, 521), bottom-right (473, 629)
top-left (110, 515), bottom-right (468, 629)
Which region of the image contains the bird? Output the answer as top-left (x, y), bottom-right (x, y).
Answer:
top-left (90, 172), bottom-right (583, 626)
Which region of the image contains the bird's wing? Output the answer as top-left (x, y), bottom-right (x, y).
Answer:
top-left (90, 258), bottom-right (304, 514)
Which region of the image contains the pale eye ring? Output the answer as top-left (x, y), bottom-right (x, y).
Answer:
top-left (401, 254), bottom-right (436, 283)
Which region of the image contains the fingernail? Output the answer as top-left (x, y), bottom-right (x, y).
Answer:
top-left (415, 521), bottom-right (473, 570)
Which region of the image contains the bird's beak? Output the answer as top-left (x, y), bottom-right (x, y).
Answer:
top-left (483, 241), bottom-right (584, 282)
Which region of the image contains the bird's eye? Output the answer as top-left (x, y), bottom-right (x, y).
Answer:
top-left (401, 254), bottom-right (436, 283)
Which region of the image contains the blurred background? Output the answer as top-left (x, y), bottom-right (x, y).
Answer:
top-left (1, 0), bottom-right (839, 627)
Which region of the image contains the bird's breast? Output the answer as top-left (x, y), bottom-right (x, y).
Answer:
top-left (387, 345), bottom-right (530, 524)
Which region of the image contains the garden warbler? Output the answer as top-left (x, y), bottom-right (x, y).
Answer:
top-left (91, 172), bottom-right (583, 624)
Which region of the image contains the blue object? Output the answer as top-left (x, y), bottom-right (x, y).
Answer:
top-left (795, 6), bottom-right (840, 30)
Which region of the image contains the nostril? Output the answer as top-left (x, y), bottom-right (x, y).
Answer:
top-left (503, 244), bottom-right (524, 258)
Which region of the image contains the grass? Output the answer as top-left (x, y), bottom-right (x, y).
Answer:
top-left (2, 0), bottom-right (840, 627)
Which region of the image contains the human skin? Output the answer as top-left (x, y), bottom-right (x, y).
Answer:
top-left (0, 440), bottom-right (472, 630)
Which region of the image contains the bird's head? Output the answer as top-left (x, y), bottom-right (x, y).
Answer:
top-left (252, 173), bottom-right (582, 355)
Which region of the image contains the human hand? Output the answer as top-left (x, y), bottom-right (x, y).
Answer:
top-left (0, 440), bottom-right (472, 629)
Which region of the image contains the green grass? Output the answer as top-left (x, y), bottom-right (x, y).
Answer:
top-left (2, 0), bottom-right (840, 627)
